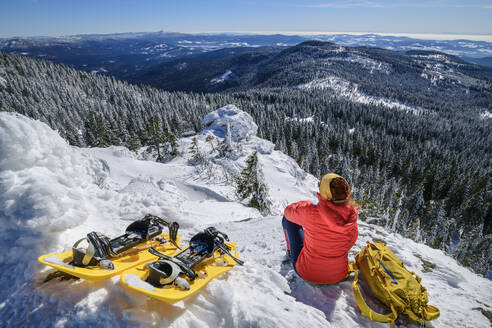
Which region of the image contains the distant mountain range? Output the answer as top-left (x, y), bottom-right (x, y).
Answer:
top-left (1, 32), bottom-right (491, 80)
top-left (463, 56), bottom-right (492, 67)
top-left (130, 40), bottom-right (492, 113)
top-left (314, 34), bottom-right (492, 59)
top-left (0, 32), bottom-right (305, 78)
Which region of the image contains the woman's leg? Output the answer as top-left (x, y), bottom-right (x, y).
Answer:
top-left (282, 216), bottom-right (304, 274)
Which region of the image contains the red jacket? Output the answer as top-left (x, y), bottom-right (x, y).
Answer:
top-left (284, 193), bottom-right (358, 284)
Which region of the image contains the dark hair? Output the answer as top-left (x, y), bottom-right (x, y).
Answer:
top-left (330, 178), bottom-right (360, 209)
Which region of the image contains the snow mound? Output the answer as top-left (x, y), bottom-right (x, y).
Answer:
top-left (201, 104), bottom-right (258, 142)
top-left (0, 112), bottom-right (112, 326)
top-left (0, 112), bottom-right (105, 240)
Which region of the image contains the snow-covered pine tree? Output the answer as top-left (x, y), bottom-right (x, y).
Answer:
top-left (126, 133), bottom-right (142, 152)
top-left (64, 120), bottom-right (83, 147)
top-left (165, 129), bottom-right (180, 157)
top-left (219, 122), bottom-right (234, 157)
top-left (236, 151), bottom-right (271, 214)
top-left (143, 117), bottom-right (166, 161)
top-left (188, 136), bottom-right (204, 164)
top-left (205, 134), bottom-right (217, 152)
top-left (83, 110), bottom-right (113, 147)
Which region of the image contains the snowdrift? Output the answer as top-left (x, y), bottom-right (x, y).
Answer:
top-left (0, 109), bottom-right (491, 327)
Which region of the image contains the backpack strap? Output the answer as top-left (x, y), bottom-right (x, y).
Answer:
top-left (351, 264), bottom-right (398, 328)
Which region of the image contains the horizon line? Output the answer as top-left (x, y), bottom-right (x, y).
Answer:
top-left (2, 30), bottom-right (492, 43)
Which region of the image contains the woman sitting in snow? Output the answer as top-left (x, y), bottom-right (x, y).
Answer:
top-left (282, 173), bottom-right (359, 284)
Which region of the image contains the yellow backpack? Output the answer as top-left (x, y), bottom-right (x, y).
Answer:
top-left (349, 241), bottom-right (440, 328)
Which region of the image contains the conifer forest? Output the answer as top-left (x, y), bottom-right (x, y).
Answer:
top-left (0, 42), bottom-right (491, 278)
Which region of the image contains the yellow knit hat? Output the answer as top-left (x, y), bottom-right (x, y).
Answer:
top-left (319, 173), bottom-right (349, 202)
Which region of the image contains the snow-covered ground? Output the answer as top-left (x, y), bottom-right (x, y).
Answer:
top-left (211, 70), bottom-right (234, 84)
top-left (285, 116), bottom-right (315, 124)
top-left (90, 67), bottom-right (108, 75)
top-left (298, 76), bottom-right (422, 115)
top-left (410, 54), bottom-right (484, 87)
top-left (480, 111), bottom-right (492, 119)
top-left (0, 107), bottom-right (491, 327)
top-left (325, 54), bottom-right (392, 74)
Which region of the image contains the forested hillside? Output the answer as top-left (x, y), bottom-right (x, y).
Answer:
top-left (130, 41), bottom-right (492, 112)
top-left (0, 50), bottom-right (490, 278)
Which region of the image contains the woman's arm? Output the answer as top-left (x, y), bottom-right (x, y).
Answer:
top-left (284, 201), bottom-right (317, 227)
top-left (344, 210), bottom-right (359, 250)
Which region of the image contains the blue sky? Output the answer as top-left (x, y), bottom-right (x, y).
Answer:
top-left (1, 0), bottom-right (491, 38)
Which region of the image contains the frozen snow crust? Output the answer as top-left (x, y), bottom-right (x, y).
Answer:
top-left (0, 110), bottom-right (491, 327)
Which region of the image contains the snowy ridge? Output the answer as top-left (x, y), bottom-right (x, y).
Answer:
top-left (411, 53), bottom-right (485, 87)
top-left (298, 76), bottom-right (422, 115)
top-left (326, 54), bottom-right (392, 74)
top-left (0, 108), bottom-right (491, 327)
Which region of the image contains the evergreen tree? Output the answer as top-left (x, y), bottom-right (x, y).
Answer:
top-left (144, 117), bottom-right (165, 161)
top-left (83, 110), bottom-right (113, 147)
top-left (205, 134), bottom-right (217, 152)
top-left (219, 123), bottom-right (234, 157)
top-left (126, 133), bottom-right (142, 152)
top-left (166, 130), bottom-right (180, 157)
top-left (188, 136), bottom-right (204, 164)
top-left (64, 120), bottom-right (83, 147)
top-left (236, 151), bottom-right (271, 214)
